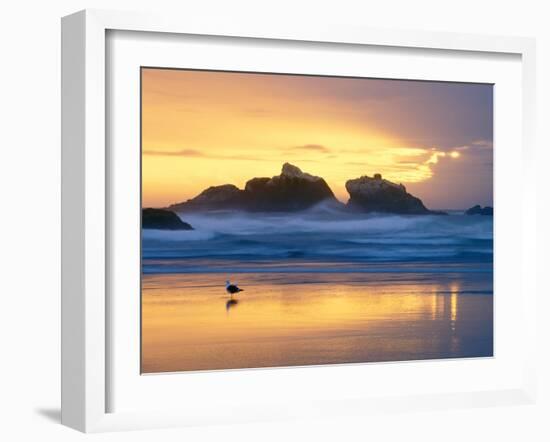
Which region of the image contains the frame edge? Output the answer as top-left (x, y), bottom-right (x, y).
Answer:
top-left (61, 7), bottom-right (538, 432)
top-left (61, 9), bottom-right (108, 433)
top-left (61, 9), bottom-right (87, 432)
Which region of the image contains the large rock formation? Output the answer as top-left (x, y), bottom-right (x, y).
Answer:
top-left (243, 163), bottom-right (336, 211)
top-left (142, 208), bottom-right (193, 230)
top-left (345, 173), bottom-right (431, 214)
top-left (465, 205), bottom-right (493, 216)
top-left (169, 163), bottom-right (337, 212)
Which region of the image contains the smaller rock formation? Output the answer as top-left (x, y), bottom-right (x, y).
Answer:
top-left (345, 173), bottom-right (431, 214)
top-left (169, 184), bottom-right (246, 212)
top-left (465, 205), bottom-right (493, 216)
top-left (142, 208), bottom-right (193, 230)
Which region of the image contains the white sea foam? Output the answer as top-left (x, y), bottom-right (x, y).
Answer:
top-left (176, 210), bottom-right (492, 239)
top-left (143, 210), bottom-right (493, 266)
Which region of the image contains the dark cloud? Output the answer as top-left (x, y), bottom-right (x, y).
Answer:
top-left (282, 76), bottom-right (494, 150)
top-left (407, 144), bottom-right (493, 210)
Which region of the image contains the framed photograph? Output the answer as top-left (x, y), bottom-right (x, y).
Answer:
top-left (61, 9), bottom-right (538, 432)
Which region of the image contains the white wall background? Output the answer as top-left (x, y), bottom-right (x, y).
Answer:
top-left (0, 1), bottom-right (547, 440)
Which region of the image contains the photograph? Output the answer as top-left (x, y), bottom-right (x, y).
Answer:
top-left (140, 68), bottom-right (494, 374)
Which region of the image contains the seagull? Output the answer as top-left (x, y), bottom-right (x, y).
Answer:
top-left (226, 280), bottom-right (244, 296)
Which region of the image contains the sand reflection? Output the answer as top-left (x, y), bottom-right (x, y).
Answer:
top-left (226, 298), bottom-right (239, 313)
top-left (141, 272), bottom-right (493, 373)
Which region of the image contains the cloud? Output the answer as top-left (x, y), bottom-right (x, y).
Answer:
top-left (143, 148), bottom-right (267, 162)
top-left (289, 144), bottom-right (331, 153)
top-left (446, 140), bottom-right (493, 153)
top-left (471, 139), bottom-right (493, 149)
top-left (143, 149), bottom-right (204, 157)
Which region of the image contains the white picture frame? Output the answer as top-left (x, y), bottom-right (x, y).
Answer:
top-left (61, 9), bottom-right (538, 433)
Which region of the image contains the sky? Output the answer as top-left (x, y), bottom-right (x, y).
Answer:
top-left (142, 68), bottom-right (493, 210)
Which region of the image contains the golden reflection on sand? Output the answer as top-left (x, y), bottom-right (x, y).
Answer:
top-left (141, 273), bottom-right (493, 373)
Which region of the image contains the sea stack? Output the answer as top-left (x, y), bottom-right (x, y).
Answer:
top-left (169, 163), bottom-right (337, 212)
top-left (465, 205), bottom-right (493, 216)
top-left (243, 163), bottom-right (337, 211)
top-left (345, 173), bottom-right (431, 214)
top-left (142, 208), bottom-right (194, 230)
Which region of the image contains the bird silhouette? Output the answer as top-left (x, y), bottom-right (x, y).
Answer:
top-left (225, 280), bottom-right (244, 297)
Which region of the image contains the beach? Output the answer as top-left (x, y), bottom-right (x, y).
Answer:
top-left (142, 265), bottom-right (493, 373)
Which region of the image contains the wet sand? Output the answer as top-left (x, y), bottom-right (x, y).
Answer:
top-left (141, 272), bottom-right (493, 373)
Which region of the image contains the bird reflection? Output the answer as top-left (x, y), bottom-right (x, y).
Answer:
top-left (226, 298), bottom-right (239, 313)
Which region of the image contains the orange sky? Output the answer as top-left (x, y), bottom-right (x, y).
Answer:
top-left (142, 68), bottom-right (493, 210)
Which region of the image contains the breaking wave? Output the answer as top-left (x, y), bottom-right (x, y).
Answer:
top-left (142, 209), bottom-right (493, 273)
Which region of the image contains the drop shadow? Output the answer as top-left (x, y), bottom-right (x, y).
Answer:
top-left (35, 407), bottom-right (61, 423)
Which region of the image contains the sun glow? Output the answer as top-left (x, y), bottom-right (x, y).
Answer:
top-left (141, 68), bottom-right (488, 208)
